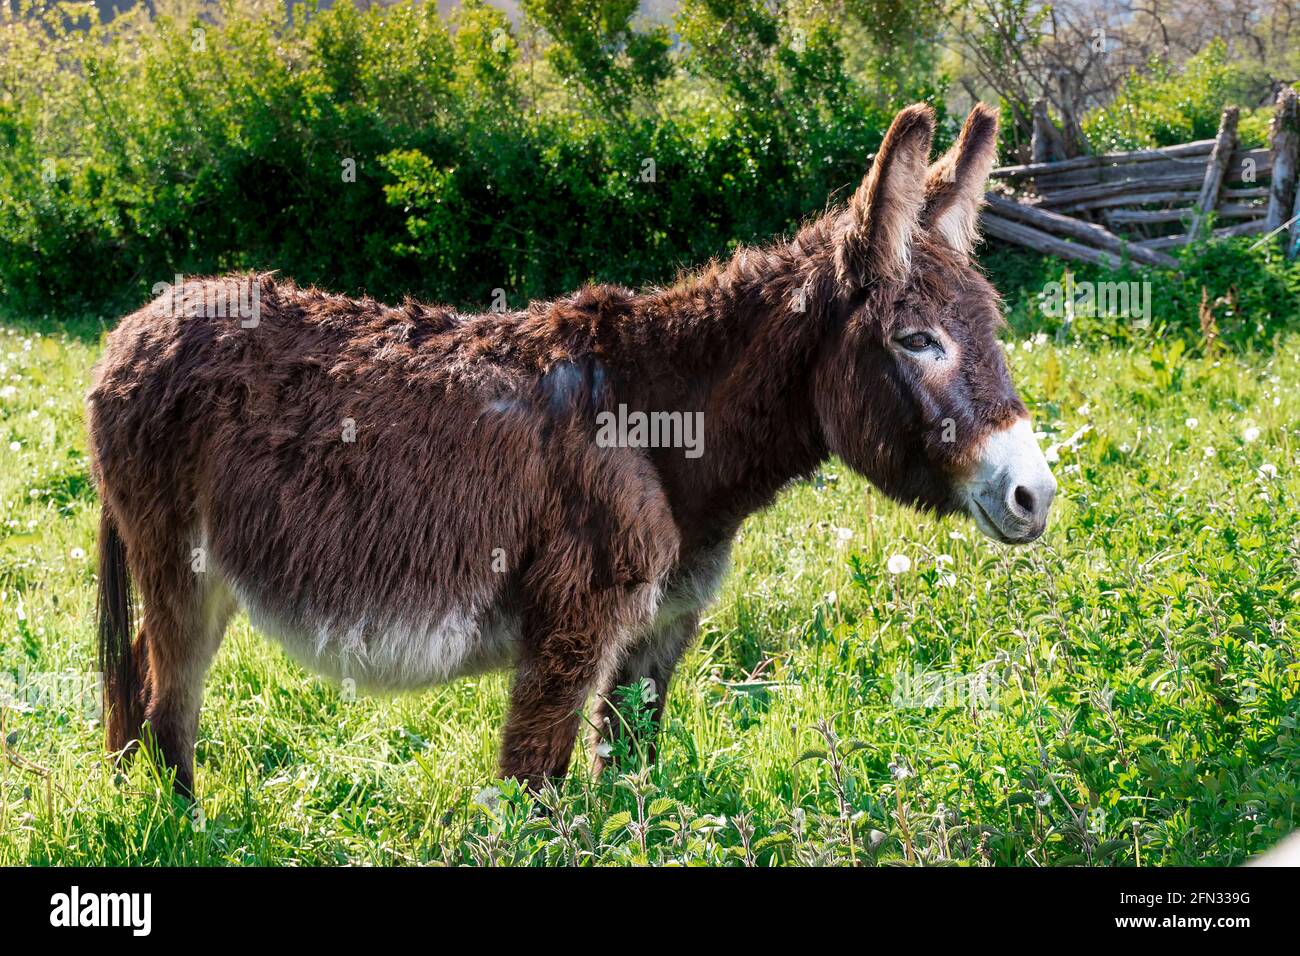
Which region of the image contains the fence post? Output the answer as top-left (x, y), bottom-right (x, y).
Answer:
top-left (1290, 177), bottom-right (1300, 258)
top-left (1030, 98), bottom-right (1067, 164)
top-left (1266, 89), bottom-right (1299, 253)
top-left (1187, 106), bottom-right (1239, 243)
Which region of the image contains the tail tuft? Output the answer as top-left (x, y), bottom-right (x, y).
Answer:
top-left (97, 508), bottom-right (144, 751)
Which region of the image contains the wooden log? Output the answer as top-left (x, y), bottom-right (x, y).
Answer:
top-left (1224, 186), bottom-right (1271, 200)
top-left (991, 155), bottom-right (1100, 180)
top-left (1034, 156), bottom-right (1208, 189)
top-left (980, 212), bottom-right (1124, 268)
top-left (1138, 218), bottom-right (1268, 250)
top-left (1225, 147), bottom-right (1273, 181)
top-left (1105, 204), bottom-right (1262, 225)
top-left (1187, 107), bottom-right (1239, 242)
top-left (1031, 168), bottom-right (1102, 189)
top-left (990, 139), bottom-right (1215, 180)
top-left (1037, 154), bottom-right (1269, 206)
top-left (1104, 207), bottom-right (1194, 225)
top-left (981, 198), bottom-right (1179, 267)
top-left (1266, 88), bottom-right (1299, 236)
top-left (1055, 190), bottom-right (1200, 212)
top-left (1038, 169), bottom-right (1212, 206)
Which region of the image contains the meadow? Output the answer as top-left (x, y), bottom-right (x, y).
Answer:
top-left (1, 297), bottom-right (1298, 866)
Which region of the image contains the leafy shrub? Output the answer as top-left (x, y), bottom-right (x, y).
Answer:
top-left (1083, 41), bottom-right (1276, 151)
top-left (0, 0), bottom-right (942, 315)
top-left (984, 237), bottom-right (1300, 349)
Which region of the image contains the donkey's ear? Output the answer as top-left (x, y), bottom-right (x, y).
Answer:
top-left (922, 103), bottom-right (999, 258)
top-left (835, 103), bottom-right (935, 286)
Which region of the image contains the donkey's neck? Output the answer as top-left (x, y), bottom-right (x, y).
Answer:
top-left (619, 242), bottom-right (838, 548)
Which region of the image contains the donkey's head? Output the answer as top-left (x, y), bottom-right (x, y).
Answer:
top-left (814, 103), bottom-right (1055, 543)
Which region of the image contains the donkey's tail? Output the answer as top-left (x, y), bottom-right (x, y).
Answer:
top-left (97, 506), bottom-right (144, 752)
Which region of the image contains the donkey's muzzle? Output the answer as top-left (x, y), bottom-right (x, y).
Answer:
top-left (961, 418), bottom-right (1057, 544)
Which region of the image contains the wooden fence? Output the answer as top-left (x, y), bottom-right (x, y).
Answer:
top-left (980, 89), bottom-right (1300, 269)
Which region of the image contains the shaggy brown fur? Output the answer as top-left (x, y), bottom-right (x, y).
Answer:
top-left (88, 104), bottom-right (1035, 795)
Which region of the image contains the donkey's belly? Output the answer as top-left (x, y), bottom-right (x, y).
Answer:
top-left (229, 578), bottom-right (520, 692)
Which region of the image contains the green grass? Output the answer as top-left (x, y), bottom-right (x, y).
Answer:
top-left (1, 316), bottom-right (1298, 866)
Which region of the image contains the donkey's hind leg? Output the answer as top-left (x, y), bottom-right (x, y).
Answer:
top-left (132, 540), bottom-right (235, 797)
top-left (590, 611), bottom-right (698, 776)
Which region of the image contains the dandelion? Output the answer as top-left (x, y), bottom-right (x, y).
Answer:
top-left (1258, 463), bottom-right (1278, 480)
top-left (1204, 446), bottom-right (1215, 458)
top-left (594, 741), bottom-right (613, 759)
top-left (889, 758), bottom-right (912, 781)
top-left (937, 572), bottom-right (957, 587)
top-left (1185, 417), bottom-right (1199, 429)
top-left (936, 554), bottom-right (954, 566)
top-left (948, 530), bottom-right (966, 541)
top-left (7, 441), bottom-right (18, 452)
top-left (471, 785), bottom-right (502, 810)
top-left (1243, 425), bottom-right (1260, 442)
top-left (1034, 791), bottom-right (1052, 808)
top-left (886, 554), bottom-right (911, 574)
top-left (833, 526), bottom-right (853, 546)
top-left (69, 547), bottom-right (85, 560)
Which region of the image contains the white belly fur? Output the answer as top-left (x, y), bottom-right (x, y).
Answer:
top-left (228, 577), bottom-right (520, 692)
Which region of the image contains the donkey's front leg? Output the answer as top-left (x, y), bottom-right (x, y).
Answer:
top-left (590, 611), bottom-right (698, 776)
top-left (498, 589), bottom-right (651, 790)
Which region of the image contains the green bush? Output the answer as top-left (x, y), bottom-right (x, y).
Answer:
top-left (1083, 41), bottom-right (1275, 151)
top-left (2, 0), bottom-right (1291, 336)
top-left (984, 237), bottom-right (1300, 349)
top-left (0, 0), bottom-right (943, 315)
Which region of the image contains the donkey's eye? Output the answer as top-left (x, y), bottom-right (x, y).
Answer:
top-left (898, 331), bottom-right (937, 353)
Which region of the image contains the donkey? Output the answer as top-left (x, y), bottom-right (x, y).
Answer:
top-left (87, 103), bottom-right (1055, 796)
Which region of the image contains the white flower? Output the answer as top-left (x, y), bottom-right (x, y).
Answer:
top-left (1243, 425), bottom-right (1260, 442)
top-left (1185, 417), bottom-right (1199, 429)
top-left (886, 554), bottom-right (911, 574)
top-left (69, 547), bottom-right (85, 560)
top-left (937, 572), bottom-right (957, 587)
top-left (889, 759), bottom-right (913, 781)
top-left (594, 741), bottom-right (613, 758)
top-left (833, 526), bottom-right (853, 545)
top-left (1076, 402), bottom-right (1091, 417)
top-left (948, 530), bottom-right (967, 541)
top-left (1204, 446), bottom-right (1216, 458)
top-left (7, 441), bottom-right (18, 452)
top-left (471, 785), bottom-right (501, 810)
top-left (936, 554), bottom-right (954, 566)
top-left (1258, 463), bottom-right (1278, 480)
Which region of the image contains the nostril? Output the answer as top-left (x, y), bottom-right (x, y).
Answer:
top-left (1013, 485), bottom-right (1035, 516)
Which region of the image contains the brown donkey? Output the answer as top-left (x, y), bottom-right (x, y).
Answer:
top-left (88, 104), bottom-right (1055, 796)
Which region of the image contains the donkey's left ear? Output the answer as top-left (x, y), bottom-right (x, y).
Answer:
top-left (835, 103), bottom-right (935, 287)
top-left (922, 103), bottom-right (999, 258)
